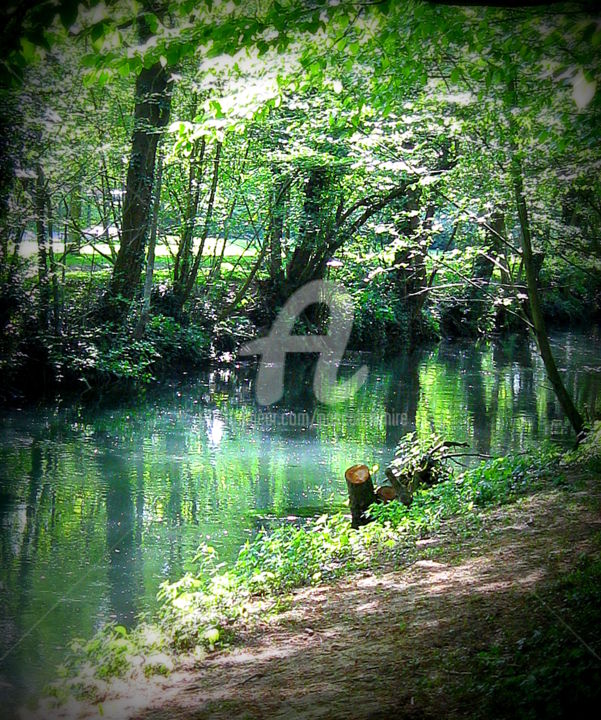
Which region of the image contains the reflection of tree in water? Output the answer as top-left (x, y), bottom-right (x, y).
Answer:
top-left (256, 434), bottom-right (274, 511)
top-left (281, 355), bottom-right (318, 428)
top-left (507, 340), bottom-right (545, 444)
top-left (383, 351), bottom-right (422, 447)
top-left (552, 332), bottom-right (600, 427)
top-left (428, 341), bottom-right (464, 437)
top-left (1, 439), bottom-right (56, 702)
top-left (135, 438), bottom-right (144, 551)
top-left (165, 429), bottom-right (184, 527)
top-left (95, 439), bottom-right (141, 628)
top-left (511, 338), bottom-right (539, 430)
top-left (463, 345), bottom-right (497, 456)
top-left (159, 423), bottom-right (187, 581)
top-left (577, 373), bottom-right (600, 423)
top-left (0, 442), bottom-right (41, 697)
top-left (184, 465), bottom-right (198, 526)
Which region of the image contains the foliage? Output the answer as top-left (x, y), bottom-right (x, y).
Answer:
top-left (369, 443), bottom-right (563, 529)
top-left (388, 431), bottom-right (454, 489)
top-left (147, 314), bottom-right (211, 368)
top-left (94, 334), bottom-right (160, 385)
top-left (2, 1), bottom-right (601, 397)
top-left (539, 257), bottom-right (601, 326)
top-left (466, 449), bottom-right (566, 507)
top-left (564, 420), bottom-right (601, 472)
top-left (348, 272), bottom-right (414, 351)
top-left (47, 622), bottom-right (175, 704)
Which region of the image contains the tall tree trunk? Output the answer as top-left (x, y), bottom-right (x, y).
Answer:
top-left (513, 170), bottom-right (584, 437)
top-left (134, 148), bottom-right (163, 339)
top-left (105, 59), bottom-right (172, 318)
top-left (284, 166), bottom-right (331, 297)
top-left (488, 210), bottom-right (521, 331)
top-left (173, 136), bottom-right (205, 294)
top-left (35, 167), bottom-right (49, 331)
top-left (175, 141), bottom-right (222, 310)
top-left (395, 201), bottom-right (434, 342)
top-left (46, 197), bottom-right (61, 335)
top-left (68, 185), bottom-right (82, 250)
top-left (508, 77), bottom-right (585, 438)
top-left (269, 171), bottom-right (287, 291)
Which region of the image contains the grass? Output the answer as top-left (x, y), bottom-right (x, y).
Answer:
top-left (44, 237), bottom-right (258, 269)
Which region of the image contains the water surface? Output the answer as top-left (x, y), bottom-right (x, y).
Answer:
top-left (1, 329), bottom-right (600, 710)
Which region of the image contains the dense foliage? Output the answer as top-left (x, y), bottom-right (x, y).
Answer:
top-left (1, 1), bottom-right (600, 402)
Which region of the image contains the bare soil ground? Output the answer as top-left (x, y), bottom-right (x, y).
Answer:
top-left (28, 475), bottom-right (601, 720)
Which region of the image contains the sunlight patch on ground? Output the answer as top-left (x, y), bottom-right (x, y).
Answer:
top-left (16, 237), bottom-right (257, 259)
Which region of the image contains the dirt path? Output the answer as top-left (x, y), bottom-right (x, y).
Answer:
top-left (29, 478), bottom-right (601, 720)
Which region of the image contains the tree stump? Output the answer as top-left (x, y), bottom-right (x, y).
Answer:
top-left (345, 464), bottom-right (377, 529)
top-left (375, 485), bottom-right (397, 503)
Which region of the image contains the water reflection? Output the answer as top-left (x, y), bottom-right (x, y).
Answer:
top-left (0, 329), bottom-right (600, 708)
top-left (97, 444), bottom-right (141, 627)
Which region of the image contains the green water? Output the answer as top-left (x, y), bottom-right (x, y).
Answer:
top-left (1, 329), bottom-right (600, 710)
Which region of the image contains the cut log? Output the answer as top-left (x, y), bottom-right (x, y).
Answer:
top-left (384, 464), bottom-right (415, 507)
top-left (375, 485), bottom-right (397, 503)
top-left (345, 464), bottom-right (377, 529)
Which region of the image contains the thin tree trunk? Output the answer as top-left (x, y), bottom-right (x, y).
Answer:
top-left (174, 136), bottom-right (205, 291)
top-left (395, 202), bottom-right (435, 340)
top-left (269, 171), bottom-right (287, 290)
top-left (508, 77), bottom-right (584, 438)
top-left (35, 167), bottom-right (49, 331)
top-left (179, 141), bottom-right (222, 305)
top-left (68, 185), bottom-right (82, 250)
top-left (46, 197), bottom-right (61, 335)
top-left (209, 141), bottom-right (249, 284)
top-left (218, 176), bottom-right (293, 321)
top-left (135, 148), bottom-right (163, 339)
top-left (513, 171), bottom-right (584, 436)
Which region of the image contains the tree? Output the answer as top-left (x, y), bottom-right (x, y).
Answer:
top-left (105, 8), bottom-right (173, 317)
top-left (507, 76), bottom-right (585, 436)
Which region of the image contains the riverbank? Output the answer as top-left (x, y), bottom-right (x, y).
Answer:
top-left (20, 427), bottom-right (601, 720)
top-left (2, 253), bottom-right (600, 405)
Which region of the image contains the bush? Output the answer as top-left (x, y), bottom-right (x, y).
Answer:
top-left (349, 275), bottom-right (418, 352)
top-left (539, 257), bottom-right (601, 326)
top-left (147, 314), bottom-right (211, 369)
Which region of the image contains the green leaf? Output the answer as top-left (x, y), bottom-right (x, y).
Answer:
top-left (59, 1), bottom-right (79, 30)
top-left (90, 21), bottom-right (107, 43)
top-left (145, 12), bottom-right (159, 34)
top-left (20, 38), bottom-right (37, 62)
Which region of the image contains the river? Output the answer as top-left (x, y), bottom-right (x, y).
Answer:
top-left (1, 328), bottom-right (600, 711)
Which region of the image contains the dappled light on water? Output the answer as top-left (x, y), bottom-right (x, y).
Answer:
top-left (1, 330), bottom-right (600, 705)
